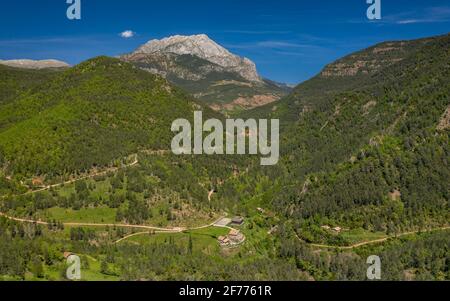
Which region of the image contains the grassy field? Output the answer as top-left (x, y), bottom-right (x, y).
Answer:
top-left (340, 228), bottom-right (387, 244)
top-left (41, 255), bottom-right (120, 281)
top-left (123, 226), bottom-right (230, 254)
top-left (41, 170), bottom-right (218, 228)
top-left (40, 206), bottom-right (117, 224)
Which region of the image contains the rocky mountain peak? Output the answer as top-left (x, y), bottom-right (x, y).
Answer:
top-left (0, 59), bottom-right (70, 69)
top-left (133, 34), bottom-right (261, 82)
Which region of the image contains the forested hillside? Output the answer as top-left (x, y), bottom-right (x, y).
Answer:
top-left (0, 34), bottom-right (448, 281)
top-left (0, 57), bottom-right (215, 180)
top-left (243, 34), bottom-right (450, 245)
top-left (0, 65), bottom-right (63, 106)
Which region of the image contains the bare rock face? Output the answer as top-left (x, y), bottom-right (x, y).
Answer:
top-left (437, 105), bottom-right (450, 131)
top-left (0, 59), bottom-right (70, 69)
top-left (121, 34), bottom-right (291, 112)
top-left (132, 34), bottom-right (261, 82)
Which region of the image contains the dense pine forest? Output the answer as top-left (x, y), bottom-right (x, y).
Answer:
top-left (0, 34), bottom-right (448, 281)
top-left (242, 33), bottom-right (450, 245)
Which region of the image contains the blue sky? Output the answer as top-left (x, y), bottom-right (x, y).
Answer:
top-left (1, 0), bottom-right (449, 84)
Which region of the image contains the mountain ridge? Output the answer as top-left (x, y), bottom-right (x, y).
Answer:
top-left (0, 56), bottom-right (216, 178)
top-left (133, 34), bottom-right (261, 82)
top-left (121, 34), bottom-right (291, 113)
top-left (0, 59), bottom-right (70, 70)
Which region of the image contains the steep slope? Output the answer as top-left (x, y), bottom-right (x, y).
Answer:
top-left (242, 35), bottom-right (439, 121)
top-left (242, 34), bottom-right (449, 245)
top-left (121, 34), bottom-right (290, 113)
top-left (0, 56), bottom-right (215, 179)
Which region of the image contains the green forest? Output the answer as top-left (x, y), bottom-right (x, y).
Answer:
top-left (0, 34), bottom-right (448, 281)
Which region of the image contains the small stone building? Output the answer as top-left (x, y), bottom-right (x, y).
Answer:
top-left (231, 216), bottom-right (244, 226)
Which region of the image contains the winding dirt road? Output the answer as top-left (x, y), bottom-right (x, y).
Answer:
top-left (3, 149), bottom-right (446, 249)
top-left (208, 190), bottom-right (215, 202)
top-left (0, 211), bottom-right (232, 244)
top-left (113, 217), bottom-right (233, 244)
top-left (0, 211), bottom-right (185, 231)
top-left (296, 226), bottom-right (450, 250)
top-left (25, 156), bottom-right (139, 195)
top-left (1, 149), bottom-right (170, 199)
top-left (0, 149), bottom-right (236, 245)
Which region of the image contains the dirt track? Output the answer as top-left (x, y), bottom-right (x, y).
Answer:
top-left (1, 149), bottom-right (170, 199)
top-left (0, 211), bottom-right (231, 244)
top-left (297, 226), bottom-right (450, 250)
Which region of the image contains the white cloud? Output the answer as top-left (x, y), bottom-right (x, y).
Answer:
top-left (345, 6), bottom-right (450, 25)
top-left (223, 30), bottom-right (291, 35)
top-left (388, 6), bottom-right (450, 25)
top-left (396, 19), bottom-right (420, 24)
top-left (224, 40), bottom-right (324, 51)
top-left (120, 30), bottom-right (135, 39)
top-left (256, 41), bottom-right (315, 48)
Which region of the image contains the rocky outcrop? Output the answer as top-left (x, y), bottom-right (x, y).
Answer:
top-left (121, 34), bottom-right (290, 112)
top-left (212, 94), bottom-right (280, 112)
top-left (437, 105), bottom-right (450, 131)
top-left (132, 34), bottom-right (261, 82)
top-left (320, 39), bottom-right (432, 78)
top-left (0, 59), bottom-right (70, 69)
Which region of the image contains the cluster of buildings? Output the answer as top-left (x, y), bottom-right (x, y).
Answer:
top-left (214, 216), bottom-right (246, 248)
top-left (218, 229), bottom-right (245, 248)
top-left (230, 216), bottom-right (244, 226)
top-left (321, 225), bottom-right (343, 233)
